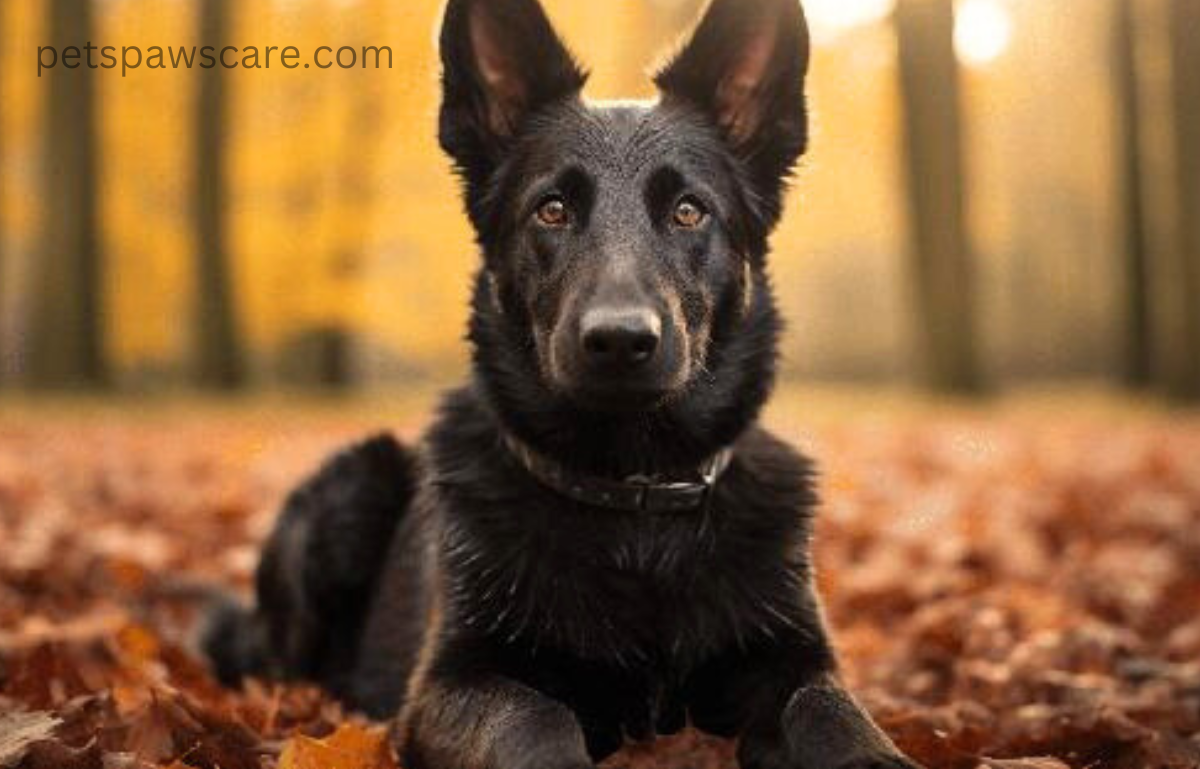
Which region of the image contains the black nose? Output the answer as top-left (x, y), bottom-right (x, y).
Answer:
top-left (580, 307), bottom-right (661, 372)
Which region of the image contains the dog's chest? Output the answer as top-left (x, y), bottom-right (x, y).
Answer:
top-left (446, 493), bottom-right (806, 670)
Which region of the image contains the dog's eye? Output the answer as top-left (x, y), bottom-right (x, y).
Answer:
top-left (535, 197), bottom-right (571, 228)
top-left (673, 198), bottom-right (708, 229)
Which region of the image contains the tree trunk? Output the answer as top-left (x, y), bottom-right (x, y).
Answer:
top-left (894, 0), bottom-right (982, 392)
top-left (26, 0), bottom-right (107, 388)
top-left (1111, 0), bottom-right (1153, 386)
top-left (284, 7), bottom-right (379, 391)
top-left (193, 0), bottom-right (246, 389)
top-left (1159, 0), bottom-right (1200, 398)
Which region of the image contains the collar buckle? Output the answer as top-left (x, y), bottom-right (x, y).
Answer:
top-left (641, 481), bottom-right (709, 513)
top-left (502, 434), bottom-right (733, 515)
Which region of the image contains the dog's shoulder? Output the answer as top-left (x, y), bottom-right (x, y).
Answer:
top-left (420, 385), bottom-right (528, 504)
top-left (720, 424), bottom-right (819, 530)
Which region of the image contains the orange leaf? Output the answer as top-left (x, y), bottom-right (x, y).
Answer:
top-left (116, 624), bottom-right (162, 666)
top-left (277, 724), bottom-right (396, 769)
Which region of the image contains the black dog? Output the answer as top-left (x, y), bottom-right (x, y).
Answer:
top-left (204, 1), bottom-right (922, 767)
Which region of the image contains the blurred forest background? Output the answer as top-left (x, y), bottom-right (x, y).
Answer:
top-left (0, 0), bottom-right (1197, 398)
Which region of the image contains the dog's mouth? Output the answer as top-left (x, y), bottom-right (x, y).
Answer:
top-left (567, 381), bottom-right (675, 413)
top-left (538, 296), bottom-right (697, 413)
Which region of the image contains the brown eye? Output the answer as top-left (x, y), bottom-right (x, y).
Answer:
top-left (535, 197), bottom-right (570, 228)
top-left (673, 198), bottom-right (707, 229)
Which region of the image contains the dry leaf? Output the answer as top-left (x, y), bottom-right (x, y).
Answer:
top-left (0, 712), bottom-right (61, 768)
top-left (278, 724), bottom-right (396, 769)
top-left (3, 412), bottom-right (1199, 769)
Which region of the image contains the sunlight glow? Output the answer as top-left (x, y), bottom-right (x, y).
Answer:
top-left (805, 0), bottom-right (897, 44)
top-left (954, 0), bottom-right (1013, 67)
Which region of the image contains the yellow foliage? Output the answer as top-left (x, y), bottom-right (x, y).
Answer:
top-left (0, 1), bottom-right (1123, 381)
top-left (5, 0), bottom-right (905, 378)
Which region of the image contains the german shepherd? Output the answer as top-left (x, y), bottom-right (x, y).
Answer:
top-left (203, 0), bottom-right (923, 767)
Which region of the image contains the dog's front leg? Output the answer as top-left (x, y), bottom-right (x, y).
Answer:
top-left (396, 673), bottom-right (595, 769)
top-left (738, 669), bottom-right (923, 769)
top-left (696, 624), bottom-right (921, 769)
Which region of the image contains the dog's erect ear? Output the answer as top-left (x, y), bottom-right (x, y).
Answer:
top-left (656, 0), bottom-right (810, 208)
top-left (439, 0), bottom-right (586, 180)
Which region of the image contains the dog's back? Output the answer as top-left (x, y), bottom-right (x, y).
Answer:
top-left (201, 433), bottom-right (419, 704)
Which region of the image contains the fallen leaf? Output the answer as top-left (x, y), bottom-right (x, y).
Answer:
top-left (278, 724), bottom-right (396, 769)
top-left (15, 739), bottom-right (103, 769)
top-left (977, 759), bottom-right (1072, 769)
top-left (3, 409), bottom-right (1200, 769)
top-left (0, 712), bottom-right (61, 768)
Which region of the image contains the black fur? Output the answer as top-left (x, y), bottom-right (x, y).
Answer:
top-left (204, 1), bottom-right (923, 767)
top-left (202, 433), bottom-right (417, 701)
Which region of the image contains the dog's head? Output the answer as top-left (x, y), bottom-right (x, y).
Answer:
top-left (440, 0), bottom-right (809, 414)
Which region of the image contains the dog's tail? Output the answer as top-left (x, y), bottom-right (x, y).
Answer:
top-left (137, 574), bottom-right (269, 684)
top-left (197, 432), bottom-right (420, 688)
top-left (198, 590), bottom-right (271, 685)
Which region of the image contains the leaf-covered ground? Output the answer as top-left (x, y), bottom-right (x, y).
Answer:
top-left (2, 394), bottom-right (1199, 769)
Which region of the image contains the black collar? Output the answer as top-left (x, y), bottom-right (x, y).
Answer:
top-left (501, 433), bottom-right (734, 514)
